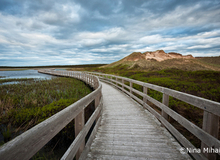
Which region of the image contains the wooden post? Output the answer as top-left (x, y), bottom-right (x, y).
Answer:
top-left (162, 93), bottom-right (169, 121)
top-left (75, 110), bottom-right (85, 160)
top-left (93, 77), bottom-right (95, 88)
top-left (143, 86), bottom-right (148, 103)
top-left (130, 81), bottom-right (133, 95)
top-left (95, 92), bottom-right (100, 121)
top-left (87, 75), bottom-right (90, 84)
top-left (122, 79), bottom-right (124, 89)
top-left (88, 74), bottom-right (89, 84)
top-left (95, 94), bottom-right (100, 109)
top-left (201, 111), bottom-right (219, 160)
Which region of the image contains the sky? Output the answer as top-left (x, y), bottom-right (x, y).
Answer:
top-left (0, 0), bottom-right (220, 66)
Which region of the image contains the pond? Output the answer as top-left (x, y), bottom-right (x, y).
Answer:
top-left (0, 69), bottom-right (56, 80)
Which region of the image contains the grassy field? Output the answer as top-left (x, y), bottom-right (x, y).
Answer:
top-left (85, 65), bottom-right (220, 148)
top-left (0, 77), bottom-right (93, 159)
top-left (196, 56), bottom-right (220, 68)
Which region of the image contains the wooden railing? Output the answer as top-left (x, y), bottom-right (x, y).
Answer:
top-left (0, 70), bottom-right (102, 160)
top-left (90, 72), bottom-right (220, 160)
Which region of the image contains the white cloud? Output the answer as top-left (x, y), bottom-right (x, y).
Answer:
top-left (76, 27), bottom-right (126, 40)
top-left (139, 34), bottom-right (173, 44)
top-left (80, 39), bottom-right (105, 46)
top-left (0, 1), bottom-right (220, 66)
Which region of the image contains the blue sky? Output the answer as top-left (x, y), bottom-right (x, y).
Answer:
top-left (0, 0), bottom-right (220, 66)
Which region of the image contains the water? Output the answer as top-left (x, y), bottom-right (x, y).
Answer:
top-left (0, 81), bottom-right (21, 85)
top-left (55, 69), bottom-right (67, 71)
top-left (0, 69), bottom-right (55, 80)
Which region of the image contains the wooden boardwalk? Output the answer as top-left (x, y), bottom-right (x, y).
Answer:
top-left (85, 82), bottom-right (192, 160)
top-left (1, 70), bottom-right (218, 160)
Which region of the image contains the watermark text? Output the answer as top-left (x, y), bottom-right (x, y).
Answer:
top-left (179, 147), bottom-right (220, 154)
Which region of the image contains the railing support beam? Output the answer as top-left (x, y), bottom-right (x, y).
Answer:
top-left (75, 110), bottom-right (85, 160)
top-left (162, 93), bottom-right (169, 121)
top-left (143, 86), bottom-right (148, 103)
top-left (201, 111), bottom-right (219, 160)
top-left (122, 79), bottom-right (124, 89)
top-left (130, 82), bottom-right (133, 95)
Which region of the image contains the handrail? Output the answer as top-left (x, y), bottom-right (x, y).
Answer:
top-left (89, 72), bottom-right (220, 160)
top-left (0, 70), bottom-right (102, 160)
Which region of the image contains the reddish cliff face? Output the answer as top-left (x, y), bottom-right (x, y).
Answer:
top-left (168, 52), bottom-right (194, 59)
top-left (124, 50), bottom-right (194, 62)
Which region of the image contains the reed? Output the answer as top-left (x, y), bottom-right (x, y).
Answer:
top-left (0, 77), bottom-right (92, 143)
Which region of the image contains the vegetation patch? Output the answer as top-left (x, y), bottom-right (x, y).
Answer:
top-left (0, 77), bottom-right (92, 159)
top-left (0, 78), bottom-right (36, 84)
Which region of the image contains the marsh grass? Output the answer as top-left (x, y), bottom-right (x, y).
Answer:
top-left (0, 77), bottom-right (92, 143)
top-left (0, 78), bottom-right (36, 83)
top-left (0, 76), bottom-right (93, 159)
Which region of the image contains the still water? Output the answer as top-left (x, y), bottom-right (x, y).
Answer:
top-left (0, 69), bottom-right (55, 79)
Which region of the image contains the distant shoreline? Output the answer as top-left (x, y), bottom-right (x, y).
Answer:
top-left (0, 68), bottom-right (29, 71)
top-left (0, 64), bottom-right (107, 71)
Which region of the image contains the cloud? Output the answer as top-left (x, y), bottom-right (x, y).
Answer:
top-left (0, 0), bottom-right (220, 66)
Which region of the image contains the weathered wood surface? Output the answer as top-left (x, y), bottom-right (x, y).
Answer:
top-left (85, 82), bottom-right (192, 160)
